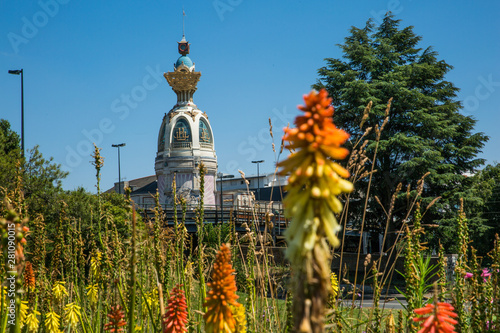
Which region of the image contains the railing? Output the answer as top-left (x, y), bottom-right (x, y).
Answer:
top-left (136, 202), bottom-right (289, 245)
top-left (136, 201), bottom-right (285, 213)
top-left (171, 142), bottom-right (192, 149)
top-left (200, 142), bottom-right (213, 149)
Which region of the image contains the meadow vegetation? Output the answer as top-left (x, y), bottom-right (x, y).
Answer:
top-left (2, 12), bottom-right (500, 333)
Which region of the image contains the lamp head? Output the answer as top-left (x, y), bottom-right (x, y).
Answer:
top-left (8, 69), bottom-right (22, 75)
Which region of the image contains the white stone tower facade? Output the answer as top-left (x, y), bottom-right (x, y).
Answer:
top-left (155, 36), bottom-right (217, 206)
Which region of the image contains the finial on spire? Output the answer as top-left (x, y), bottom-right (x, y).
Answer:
top-left (182, 8), bottom-right (186, 40)
top-left (178, 9), bottom-right (190, 56)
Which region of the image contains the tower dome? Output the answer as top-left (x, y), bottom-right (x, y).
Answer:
top-left (155, 36), bottom-right (217, 206)
top-left (175, 55), bottom-right (194, 70)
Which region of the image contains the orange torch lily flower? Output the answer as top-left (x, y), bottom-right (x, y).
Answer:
top-left (104, 305), bottom-right (127, 332)
top-left (163, 285), bottom-right (188, 333)
top-left (204, 244), bottom-right (240, 333)
top-left (413, 302), bottom-right (458, 333)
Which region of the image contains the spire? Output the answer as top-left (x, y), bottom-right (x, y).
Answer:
top-left (182, 8), bottom-right (186, 41)
top-left (177, 14), bottom-right (190, 57)
top-left (165, 31), bottom-right (200, 106)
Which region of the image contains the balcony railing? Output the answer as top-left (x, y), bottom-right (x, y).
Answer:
top-left (171, 142), bottom-right (192, 149)
top-left (200, 142), bottom-right (213, 149)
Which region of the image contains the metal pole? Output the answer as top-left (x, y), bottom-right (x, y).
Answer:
top-left (118, 146), bottom-right (122, 195)
top-left (257, 163), bottom-right (260, 201)
top-left (215, 175), bottom-right (219, 224)
top-left (220, 175), bottom-right (223, 223)
top-left (217, 173), bottom-right (233, 223)
top-left (112, 143), bottom-right (126, 194)
top-left (20, 69), bottom-right (24, 158)
top-left (251, 160), bottom-right (264, 201)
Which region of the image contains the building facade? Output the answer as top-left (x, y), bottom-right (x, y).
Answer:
top-left (155, 35), bottom-right (217, 206)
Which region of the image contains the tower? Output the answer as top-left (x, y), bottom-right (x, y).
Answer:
top-left (155, 35), bottom-right (217, 206)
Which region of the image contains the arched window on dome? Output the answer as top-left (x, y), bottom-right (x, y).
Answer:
top-left (158, 123), bottom-right (166, 151)
top-left (199, 119), bottom-right (213, 148)
top-left (172, 118), bottom-right (192, 149)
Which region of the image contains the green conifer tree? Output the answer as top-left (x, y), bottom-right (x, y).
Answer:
top-left (313, 13), bottom-right (488, 251)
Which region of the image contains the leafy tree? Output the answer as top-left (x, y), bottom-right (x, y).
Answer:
top-left (0, 119), bottom-right (22, 192)
top-left (313, 13), bottom-right (488, 252)
top-left (482, 163), bottom-right (500, 238)
top-left (438, 165), bottom-right (495, 255)
top-left (0, 119), bottom-right (67, 219)
top-left (60, 189), bottom-right (132, 246)
top-left (464, 163), bottom-right (500, 255)
top-left (23, 146), bottom-right (68, 219)
top-left (1, 119), bottom-right (136, 281)
top-left (101, 192), bottom-right (133, 238)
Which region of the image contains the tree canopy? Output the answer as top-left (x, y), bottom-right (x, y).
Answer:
top-left (0, 119), bottom-right (69, 221)
top-left (0, 119), bottom-right (132, 279)
top-left (0, 119), bottom-right (22, 189)
top-left (313, 13), bottom-right (489, 252)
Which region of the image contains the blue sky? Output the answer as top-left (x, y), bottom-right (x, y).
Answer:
top-left (2, 0), bottom-right (499, 193)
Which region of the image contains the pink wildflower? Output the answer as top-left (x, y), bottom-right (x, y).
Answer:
top-left (481, 268), bottom-right (491, 282)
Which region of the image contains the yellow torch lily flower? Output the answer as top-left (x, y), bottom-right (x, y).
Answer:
top-left (64, 302), bottom-right (82, 327)
top-left (52, 281), bottom-right (69, 301)
top-left (44, 311), bottom-right (61, 333)
top-left (25, 310), bottom-right (41, 332)
top-left (86, 283), bottom-right (99, 304)
top-left (278, 89), bottom-right (353, 265)
top-left (278, 89), bottom-right (353, 333)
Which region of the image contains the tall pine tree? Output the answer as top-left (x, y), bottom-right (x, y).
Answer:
top-left (313, 13), bottom-right (488, 252)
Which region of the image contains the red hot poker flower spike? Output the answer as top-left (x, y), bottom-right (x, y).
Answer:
top-left (104, 305), bottom-right (127, 332)
top-left (413, 302), bottom-right (458, 333)
top-left (163, 285), bottom-right (188, 333)
top-left (204, 243), bottom-right (240, 333)
top-left (24, 261), bottom-right (36, 291)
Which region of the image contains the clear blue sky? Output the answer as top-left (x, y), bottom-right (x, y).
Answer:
top-left (2, 0), bottom-right (499, 193)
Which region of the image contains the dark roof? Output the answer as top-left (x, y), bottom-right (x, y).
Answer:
top-left (131, 179), bottom-right (158, 195)
top-left (104, 175), bottom-right (157, 194)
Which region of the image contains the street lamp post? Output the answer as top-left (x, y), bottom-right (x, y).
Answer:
top-left (8, 69), bottom-right (24, 158)
top-left (112, 143), bottom-right (126, 194)
top-left (217, 172), bottom-right (234, 223)
top-left (251, 160), bottom-right (264, 201)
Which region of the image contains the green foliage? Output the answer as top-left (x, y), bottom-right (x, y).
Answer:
top-left (453, 202), bottom-right (470, 331)
top-left (101, 192), bottom-right (134, 238)
top-left (0, 119), bottom-right (22, 190)
top-left (0, 119), bottom-right (68, 223)
top-left (0, 120), bottom-right (137, 284)
top-left (438, 164), bottom-right (499, 256)
top-left (62, 187), bottom-right (97, 223)
top-left (203, 222), bottom-right (231, 249)
top-left (61, 189), bottom-right (132, 242)
top-left (23, 146), bottom-right (68, 218)
top-left (435, 164), bottom-right (500, 256)
top-left (396, 255), bottom-right (438, 310)
top-left (313, 13), bottom-right (488, 252)
top-left (472, 163), bottom-right (500, 254)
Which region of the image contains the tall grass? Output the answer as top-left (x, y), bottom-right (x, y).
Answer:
top-left (1, 92), bottom-right (499, 332)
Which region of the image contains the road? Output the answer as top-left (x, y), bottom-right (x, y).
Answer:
top-left (339, 295), bottom-right (407, 310)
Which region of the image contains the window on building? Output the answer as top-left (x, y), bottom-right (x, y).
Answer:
top-left (172, 118), bottom-right (192, 148)
top-left (158, 123), bottom-right (166, 151)
top-left (199, 119), bottom-right (212, 147)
